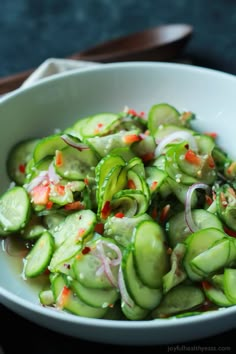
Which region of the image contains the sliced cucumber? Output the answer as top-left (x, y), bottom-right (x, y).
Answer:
top-left (51, 274), bottom-right (107, 318)
top-left (80, 113), bottom-right (120, 138)
top-left (223, 268), bottom-right (236, 304)
top-left (191, 239), bottom-right (230, 276)
top-left (24, 231), bottom-right (54, 278)
top-left (7, 138), bottom-right (39, 185)
top-left (148, 103), bottom-right (180, 136)
top-left (0, 186), bottom-right (31, 232)
top-left (122, 246), bottom-right (162, 310)
top-left (167, 209), bottom-right (223, 248)
top-left (33, 134), bottom-right (67, 163)
top-left (69, 279), bottom-right (119, 308)
top-left (133, 220), bottom-right (169, 288)
top-left (183, 228), bottom-right (225, 281)
top-left (203, 282), bottom-right (232, 307)
top-left (152, 284), bottom-right (205, 318)
top-left (121, 300), bottom-right (149, 320)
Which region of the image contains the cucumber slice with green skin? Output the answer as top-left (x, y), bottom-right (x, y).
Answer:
top-left (162, 243), bottom-right (187, 294)
top-left (111, 147), bottom-right (136, 162)
top-left (165, 143), bottom-right (197, 185)
top-left (24, 231), bottom-right (54, 278)
top-left (95, 154), bottom-right (126, 202)
top-left (21, 214), bottom-right (46, 240)
top-left (154, 124), bottom-right (194, 143)
top-left (127, 169), bottom-right (150, 200)
top-left (121, 300), bottom-right (149, 320)
top-left (111, 189), bottom-right (148, 217)
top-left (33, 134), bottom-right (67, 163)
top-left (69, 279), bottom-right (119, 308)
top-left (122, 246), bottom-right (162, 310)
top-left (65, 116), bottom-right (91, 140)
top-left (39, 289), bottom-right (54, 306)
top-left (7, 138), bottom-right (40, 185)
top-left (216, 184), bottom-right (236, 231)
top-left (104, 213), bottom-right (152, 248)
top-left (145, 167), bottom-right (167, 195)
top-left (191, 239), bottom-right (230, 276)
top-left (167, 177), bottom-right (198, 206)
top-left (133, 220), bottom-right (170, 289)
top-left (211, 274), bottom-right (224, 290)
top-left (52, 209), bottom-right (96, 248)
top-left (51, 274), bottom-right (107, 318)
top-left (152, 284), bottom-right (205, 318)
top-left (202, 282), bottom-right (232, 307)
top-left (80, 113), bottom-right (120, 138)
top-left (125, 156), bottom-right (145, 177)
top-left (148, 103), bottom-right (180, 136)
top-left (25, 156), bottom-right (52, 183)
top-left (54, 146), bottom-right (98, 180)
top-left (49, 210), bottom-right (96, 272)
top-left (224, 268), bottom-right (236, 304)
top-left (86, 130), bottom-right (139, 158)
top-left (183, 228), bottom-right (225, 281)
top-left (0, 186), bottom-right (31, 232)
top-left (167, 209), bottom-right (223, 248)
top-left (98, 166), bottom-right (127, 219)
top-left (72, 237), bottom-right (120, 289)
top-left (131, 135), bottom-right (156, 159)
top-left (43, 212), bottom-right (66, 233)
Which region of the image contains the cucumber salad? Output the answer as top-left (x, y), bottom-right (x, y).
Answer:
top-left (1, 102), bottom-right (236, 320)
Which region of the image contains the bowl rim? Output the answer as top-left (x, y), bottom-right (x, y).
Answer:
top-left (0, 60), bottom-right (236, 331)
top-left (1, 61), bottom-right (235, 105)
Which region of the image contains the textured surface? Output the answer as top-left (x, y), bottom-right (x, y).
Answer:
top-left (0, 0), bottom-right (236, 353)
top-left (0, 0), bottom-right (236, 77)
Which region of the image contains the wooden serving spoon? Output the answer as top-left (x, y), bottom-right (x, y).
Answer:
top-left (0, 23), bottom-right (193, 94)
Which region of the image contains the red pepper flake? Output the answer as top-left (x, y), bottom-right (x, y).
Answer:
top-left (44, 267), bottom-right (50, 275)
top-left (101, 201), bottom-right (111, 219)
top-left (150, 181), bottom-right (158, 191)
top-left (207, 155), bottom-right (215, 169)
top-left (55, 150), bottom-right (63, 167)
top-left (141, 152), bottom-right (154, 163)
top-left (202, 281), bottom-right (212, 290)
top-left (115, 212), bottom-right (125, 218)
top-left (56, 185), bottom-right (65, 195)
top-left (77, 228), bottom-right (86, 238)
top-left (127, 109), bottom-right (138, 116)
top-left (94, 123), bottom-right (104, 134)
top-left (127, 179), bottom-right (136, 189)
top-left (19, 164), bottom-right (26, 173)
top-left (82, 246), bottom-right (91, 255)
top-left (123, 134), bottom-right (142, 144)
top-left (151, 206), bottom-right (158, 220)
top-left (57, 286), bottom-right (70, 308)
top-left (204, 132), bottom-right (218, 139)
top-left (84, 178), bottom-right (89, 185)
top-left (223, 226), bottom-right (236, 238)
top-left (46, 201), bottom-right (53, 209)
top-left (94, 222), bottom-right (104, 234)
top-left (184, 150), bottom-right (201, 165)
top-left (205, 195), bottom-right (213, 206)
top-left (226, 162), bottom-right (236, 175)
top-left (64, 201), bottom-right (84, 211)
top-left (160, 204), bottom-right (170, 223)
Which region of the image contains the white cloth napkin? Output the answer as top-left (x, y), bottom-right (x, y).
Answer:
top-left (21, 58), bottom-right (99, 88)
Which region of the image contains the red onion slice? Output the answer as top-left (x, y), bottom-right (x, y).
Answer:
top-left (61, 134), bottom-right (90, 151)
top-left (118, 265), bottom-right (134, 308)
top-left (185, 183), bottom-right (209, 233)
top-left (48, 162), bottom-right (60, 183)
top-left (155, 131), bottom-right (198, 157)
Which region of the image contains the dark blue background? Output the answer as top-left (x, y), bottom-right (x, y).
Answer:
top-left (0, 0), bottom-right (236, 353)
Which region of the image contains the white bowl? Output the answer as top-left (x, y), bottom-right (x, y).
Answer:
top-left (0, 62), bottom-right (236, 346)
